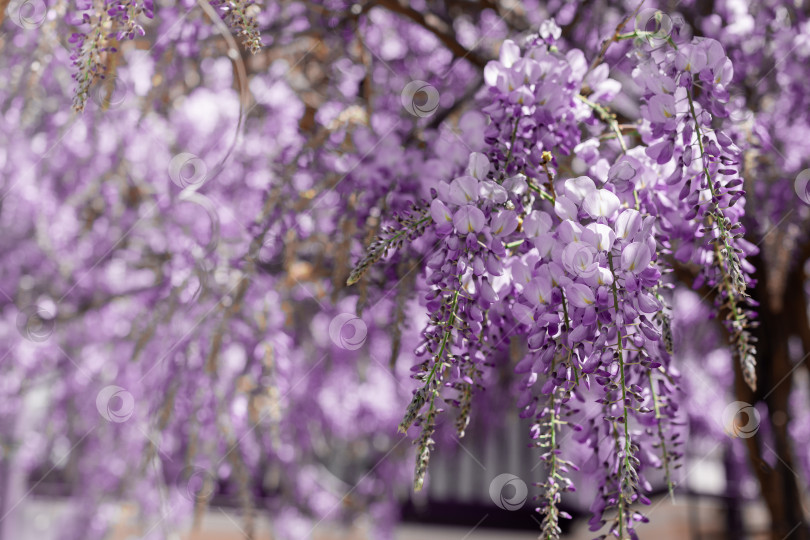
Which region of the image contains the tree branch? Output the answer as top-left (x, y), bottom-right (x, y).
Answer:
top-left (369, 0), bottom-right (488, 68)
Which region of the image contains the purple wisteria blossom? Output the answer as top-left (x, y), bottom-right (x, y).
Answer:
top-left (3, 1), bottom-right (810, 540)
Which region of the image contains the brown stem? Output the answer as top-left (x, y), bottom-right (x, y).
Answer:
top-left (0, 0), bottom-right (10, 27)
top-left (370, 0), bottom-right (488, 68)
top-left (585, 0), bottom-right (644, 77)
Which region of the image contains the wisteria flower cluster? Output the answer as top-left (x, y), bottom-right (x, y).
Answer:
top-left (361, 29), bottom-right (692, 538)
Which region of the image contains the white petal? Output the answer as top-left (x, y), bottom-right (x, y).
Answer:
top-left (583, 189), bottom-right (620, 218)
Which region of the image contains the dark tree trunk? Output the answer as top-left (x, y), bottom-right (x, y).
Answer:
top-left (737, 251), bottom-right (810, 539)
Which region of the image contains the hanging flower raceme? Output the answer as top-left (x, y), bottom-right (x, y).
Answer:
top-left (481, 30), bottom-right (594, 180)
top-left (397, 151), bottom-right (519, 489)
top-left (631, 35), bottom-right (758, 391)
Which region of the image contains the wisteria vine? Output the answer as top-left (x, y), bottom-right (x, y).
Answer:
top-left (3, 1), bottom-right (810, 539)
